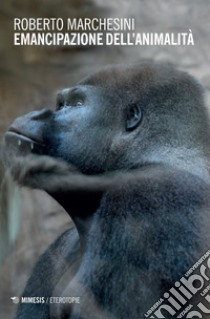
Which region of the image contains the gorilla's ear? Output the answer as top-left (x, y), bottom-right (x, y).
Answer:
top-left (126, 103), bottom-right (143, 131)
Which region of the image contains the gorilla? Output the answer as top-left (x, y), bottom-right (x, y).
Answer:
top-left (2, 62), bottom-right (210, 319)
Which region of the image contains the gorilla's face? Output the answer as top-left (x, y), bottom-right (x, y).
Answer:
top-left (52, 85), bottom-right (124, 173)
top-left (4, 62), bottom-right (208, 179)
top-left (3, 85), bottom-right (134, 174)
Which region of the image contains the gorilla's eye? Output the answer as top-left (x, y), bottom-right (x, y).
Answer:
top-left (56, 98), bottom-right (84, 111)
top-left (73, 99), bottom-right (84, 107)
top-left (69, 89), bottom-right (86, 107)
top-left (56, 89), bottom-right (86, 111)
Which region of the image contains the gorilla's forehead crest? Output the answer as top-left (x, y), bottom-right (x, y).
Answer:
top-left (78, 61), bottom-right (210, 162)
top-left (79, 61), bottom-right (202, 96)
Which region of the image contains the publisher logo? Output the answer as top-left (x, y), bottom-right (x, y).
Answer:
top-left (144, 250), bottom-right (210, 318)
top-left (10, 296), bottom-right (20, 304)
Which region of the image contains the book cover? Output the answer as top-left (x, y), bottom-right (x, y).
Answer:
top-left (0, 1), bottom-right (210, 318)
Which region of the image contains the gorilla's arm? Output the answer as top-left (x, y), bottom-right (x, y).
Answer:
top-left (16, 228), bottom-right (80, 319)
top-left (13, 154), bottom-right (210, 319)
top-left (9, 154), bottom-right (156, 194)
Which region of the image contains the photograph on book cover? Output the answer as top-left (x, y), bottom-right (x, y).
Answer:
top-left (1, 1), bottom-right (210, 318)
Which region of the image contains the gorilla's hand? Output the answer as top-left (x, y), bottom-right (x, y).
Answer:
top-left (9, 154), bottom-right (116, 194)
top-left (10, 155), bottom-right (78, 192)
top-left (9, 154), bottom-right (126, 195)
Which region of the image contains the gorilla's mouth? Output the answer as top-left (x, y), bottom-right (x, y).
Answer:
top-left (5, 130), bottom-right (45, 155)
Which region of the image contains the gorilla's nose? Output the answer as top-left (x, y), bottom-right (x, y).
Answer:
top-left (30, 108), bottom-right (53, 120)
